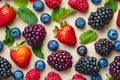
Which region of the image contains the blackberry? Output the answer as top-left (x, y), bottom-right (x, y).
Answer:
top-left (95, 38), bottom-right (113, 57)
top-left (22, 24), bottom-right (46, 47)
top-left (0, 56), bottom-right (13, 79)
top-left (47, 50), bottom-right (72, 71)
top-left (75, 56), bottom-right (100, 75)
top-left (109, 56), bottom-right (120, 80)
top-left (88, 7), bottom-right (113, 30)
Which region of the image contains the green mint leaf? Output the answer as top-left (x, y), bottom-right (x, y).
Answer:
top-left (17, 7), bottom-right (38, 24)
top-left (3, 27), bottom-right (15, 47)
top-left (51, 6), bottom-right (76, 22)
top-left (106, 76), bottom-right (115, 80)
top-left (79, 30), bottom-right (97, 45)
top-left (104, 0), bottom-right (117, 12)
top-left (32, 43), bottom-right (44, 59)
top-left (14, 0), bottom-right (28, 7)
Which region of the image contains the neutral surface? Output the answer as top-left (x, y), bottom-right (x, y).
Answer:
top-left (0, 0), bottom-right (120, 80)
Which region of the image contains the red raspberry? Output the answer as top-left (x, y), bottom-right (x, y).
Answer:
top-left (45, 72), bottom-right (62, 80)
top-left (29, 0), bottom-right (35, 2)
top-left (72, 74), bottom-right (86, 80)
top-left (68, 0), bottom-right (89, 12)
top-left (117, 10), bottom-right (120, 27)
top-left (44, 0), bottom-right (62, 9)
top-left (26, 69), bottom-right (40, 80)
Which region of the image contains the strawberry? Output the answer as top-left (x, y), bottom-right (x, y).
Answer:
top-left (117, 9), bottom-right (120, 27)
top-left (68, 0), bottom-right (89, 12)
top-left (44, 0), bottom-right (62, 9)
top-left (29, 0), bottom-right (35, 2)
top-left (10, 41), bottom-right (31, 68)
top-left (45, 71), bottom-right (62, 80)
top-left (53, 21), bottom-right (77, 46)
top-left (72, 74), bottom-right (86, 80)
top-left (0, 4), bottom-right (16, 27)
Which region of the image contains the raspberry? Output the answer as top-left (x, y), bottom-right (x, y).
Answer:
top-left (45, 72), bottom-right (62, 80)
top-left (47, 50), bottom-right (73, 71)
top-left (72, 74), bottom-right (86, 80)
top-left (25, 69), bottom-right (40, 80)
top-left (95, 38), bottom-right (113, 57)
top-left (45, 0), bottom-right (62, 9)
top-left (68, 0), bottom-right (89, 12)
top-left (22, 24), bottom-right (46, 47)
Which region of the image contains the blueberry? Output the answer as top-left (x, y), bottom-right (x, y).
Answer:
top-left (107, 29), bottom-right (118, 40)
top-left (13, 70), bottom-right (24, 80)
top-left (77, 46), bottom-right (87, 56)
top-left (33, 0), bottom-right (44, 11)
top-left (0, 41), bottom-right (3, 51)
top-left (114, 41), bottom-right (120, 51)
top-left (91, 74), bottom-right (102, 80)
top-left (10, 27), bottom-right (21, 38)
top-left (40, 13), bottom-right (51, 24)
top-left (47, 40), bottom-right (58, 51)
top-left (35, 60), bottom-right (45, 71)
top-left (98, 58), bottom-right (108, 68)
top-left (91, 0), bottom-right (101, 4)
top-left (75, 18), bottom-right (86, 28)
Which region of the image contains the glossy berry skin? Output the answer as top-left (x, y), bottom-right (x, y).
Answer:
top-left (75, 18), bottom-right (86, 28)
top-left (117, 10), bottom-right (120, 27)
top-left (77, 46), bottom-right (87, 56)
top-left (91, 74), bottom-right (102, 80)
top-left (33, 0), bottom-right (44, 11)
top-left (35, 60), bottom-right (45, 71)
top-left (107, 29), bottom-right (118, 41)
top-left (47, 40), bottom-right (58, 51)
top-left (45, 72), bottom-right (61, 80)
top-left (10, 27), bottom-right (21, 38)
top-left (13, 70), bottom-right (24, 80)
top-left (72, 74), bottom-right (86, 80)
top-left (91, 0), bottom-right (101, 4)
top-left (98, 58), bottom-right (109, 68)
top-left (113, 41), bottom-right (120, 51)
top-left (40, 13), bottom-right (51, 24)
top-left (0, 41), bottom-right (4, 51)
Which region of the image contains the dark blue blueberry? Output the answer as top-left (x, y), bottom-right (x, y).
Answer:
top-left (75, 18), bottom-right (86, 28)
top-left (13, 70), bottom-right (24, 80)
top-left (91, 0), bottom-right (101, 4)
top-left (107, 29), bottom-right (118, 40)
top-left (114, 41), bottom-right (120, 51)
top-left (47, 40), bottom-right (58, 51)
top-left (10, 27), bottom-right (21, 38)
top-left (40, 13), bottom-right (51, 24)
top-left (35, 60), bottom-right (45, 71)
top-left (98, 58), bottom-right (108, 68)
top-left (91, 74), bottom-right (102, 80)
top-left (0, 41), bottom-right (3, 51)
top-left (33, 0), bottom-right (44, 11)
top-left (77, 46), bottom-right (87, 56)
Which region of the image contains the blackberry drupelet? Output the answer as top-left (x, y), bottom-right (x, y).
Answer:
top-left (75, 56), bottom-right (100, 75)
top-left (47, 50), bottom-right (72, 71)
top-left (88, 7), bottom-right (113, 30)
top-left (0, 56), bottom-right (13, 79)
top-left (95, 38), bottom-right (113, 57)
top-left (109, 56), bottom-right (120, 80)
top-left (22, 24), bottom-right (46, 47)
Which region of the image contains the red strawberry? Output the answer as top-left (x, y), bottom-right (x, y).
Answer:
top-left (26, 69), bottom-right (40, 80)
top-left (117, 9), bottom-right (120, 27)
top-left (0, 4), bottom-right (16, 27)
top-left (29, 0), bottom-right (35, 2)
top-left (44, 0), bottom-right (62, 9)
top-left (72, 74), bottom-right (86, 80)
top-left (45, 71), bottom-right (62, 80)
top-left (10, 41), bottom-right (31, 68)
top-left (53, 21), bottom-right (77, 46)
top-left (68, 0), bottom-right (89, 12)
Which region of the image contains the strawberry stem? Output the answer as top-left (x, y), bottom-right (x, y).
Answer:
top-left (53, 26), bottom-right (59, 34)
top-left (60, 21), bottom-right (67, 27)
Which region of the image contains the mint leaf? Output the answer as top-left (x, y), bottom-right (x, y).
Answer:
top-left (51, 6), bottom-right (76, 22)
top-left (3, 27), bottom-right (15, 47)
top-left (79, 30), bottom-right (97, 45)
top-left (14, 0), bottom-right (28, 7)
top-left (32, 43), bottom-right (44, 59)
top-left (104, 0), bottom-right (117, 12)
top-left (106, 76), bottom-right (115, 80)
top-left (17, 7), bottom-right (38, 24)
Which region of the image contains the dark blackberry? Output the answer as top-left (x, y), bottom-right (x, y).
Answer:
top-left (109, 56), bottom-right (120, 80)
top-left (22, 24), bottom-right (46, 47)
top-left (47, 50), bottom-right (73, 71)
top-left (88, 7), bottom-right (113, 30)
top-left (0, 56), bottom-right (13, 79)
top-left (95, 38), bottom-right (113, 57)
top-left (75, 56), bottom-right (100, 75)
